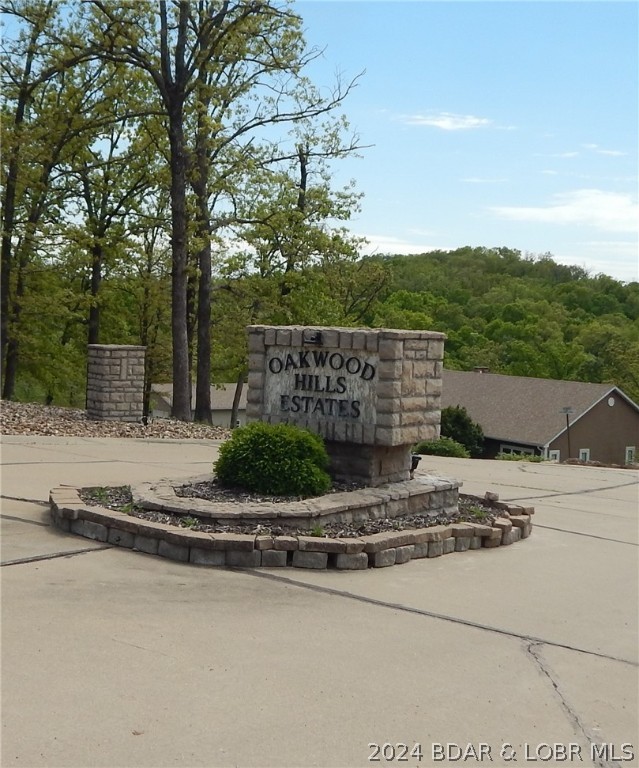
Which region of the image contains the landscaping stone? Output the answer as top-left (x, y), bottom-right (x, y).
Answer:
top-left (363, 531), bottom-right (415, 553)
top-left (108, 529), bottom-right (134, 548)
top-left (335, 553), bottom-right (368, 570)
top-left (413, 542), bottom-right (429, 559)
top-left (443, 537), bottom-right (455, 554)
top-left (427, 540), bottom-right (444, 558)
top-left (292, 551), bottom-right (328, 569)
top-left (261, 550), bottom-right (288, 567)
top-left (133, 534), bottom-right (159, 555)
top-left (372, 549), bottom-right (397, 568)
top-left (502, 528), bottom-right (522, 546)
top-left (273, 536), bottom-right (298, 551)
top-left (210, 533), bottom-right (255, 551)
top-left (226, 550), bottom-right (262, 567)
top-left (395, 544), bottom-right (415, 564)
top-left (255, 535), bottom-right (275, 550)
top-left (158, 540), bottom-right (189, 562)
top-left (455, 536), bottom-right (471, 552)
top-left (342, 539), bottom-right (366, 554)
top-left (73, 519), bottom-right (108, 542)
top-left (470, 536), bottom-right (482, 550)
top-left (493, 517), bottom-right (513, 533)
top-left (297, 536), bottom-right (346, 553)
top-left (190, 548), bottom-right (226, 566)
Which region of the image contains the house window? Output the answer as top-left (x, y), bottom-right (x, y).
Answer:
top-left (499, 444), bottom-right (535, 456)
top-left (626, 446), bottom-right (636, 464)
top-left (578, 448), bottom-right (590, 462)
top-left (548, 450), bottom-right (560, 461)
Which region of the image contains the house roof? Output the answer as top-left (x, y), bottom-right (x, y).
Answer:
top-left (441, 370), bottom-right (635, 447)
top-left (151, 383), bottom-right (247, 412)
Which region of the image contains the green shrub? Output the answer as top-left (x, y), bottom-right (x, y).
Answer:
top-left (441, 405), bottom-right (484, 457)
top-left (413, 436), bottom-right (470, 458)
top-left (213, 421), bottom-right (331, 497)
top-left (496, 452), bottom-right (545, 462)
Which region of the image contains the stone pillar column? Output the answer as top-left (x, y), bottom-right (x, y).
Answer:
top-left (245, 326), bottom-right (445, 486)
top-left (86, 345), bottom-right (146, 422)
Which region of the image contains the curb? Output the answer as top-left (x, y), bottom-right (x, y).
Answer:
top-left (49, 486), bottom-right (533, 570)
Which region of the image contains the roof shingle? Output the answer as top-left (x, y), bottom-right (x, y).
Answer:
top-left (441, 370), bottom-right (621, 446)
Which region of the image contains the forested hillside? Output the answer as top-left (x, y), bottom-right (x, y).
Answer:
top-left (4, 4), bottom-right (637, 419)
top-left (372, 247), bottom-right (639, 403)
top-left (6, 244), bottom-right (639, 410)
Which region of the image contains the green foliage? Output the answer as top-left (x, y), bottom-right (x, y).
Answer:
top-left (214, 421), bottom-right (332, 498)
top-left (440, 405), bottom-right (484, 457)
top-left (467, 506), bottom-right (491, 521)
top-left (496, 453), bottom-right (546, 462)
top-left (413, 437), bottom-right (470, 458)
top-left (371, 247), bottom-right (639, 403)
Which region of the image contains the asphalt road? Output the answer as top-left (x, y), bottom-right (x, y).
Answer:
top-left (1, 436), bottom-right (638, 768)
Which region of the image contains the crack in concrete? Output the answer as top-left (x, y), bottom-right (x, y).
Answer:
top-left (531, 523), bottom-right (638, 546)
top-left (1, 545), bottom-right (112, 567)
top-left (505, 478), bottom-right (638, 503)
top-left (0, 513), bottom-right (50, 527)
top-left (1, 494), bottom-right (50, 506)
top-left (526, 642), bottom-right (622, 768)
top-left (245, 569), bottom-right (638, 667)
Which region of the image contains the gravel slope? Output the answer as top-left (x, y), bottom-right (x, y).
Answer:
top-left (0, 400), bottom-right (231, 440)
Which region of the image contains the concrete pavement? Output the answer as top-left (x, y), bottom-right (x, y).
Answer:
top-left (1, 437), bottom-right (638, 768)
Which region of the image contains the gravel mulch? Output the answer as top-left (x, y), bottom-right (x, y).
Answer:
top-left (79, 483), bottom-right (498, 539)
top-left (0, 400), bottom-right (231, 440)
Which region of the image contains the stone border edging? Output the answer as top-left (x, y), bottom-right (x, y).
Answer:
top-left (132, 473), bottom-right (461, 527)
top-left (49, 486), bottom-right (533, 570)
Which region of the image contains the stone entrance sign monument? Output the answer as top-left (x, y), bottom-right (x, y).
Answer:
top-left (246, 326), bottom-right (446, 486)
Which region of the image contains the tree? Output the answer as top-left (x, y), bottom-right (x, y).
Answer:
top-left (84, 0), bottom-right (362, 421)
top-left (61, 60), bottom-right (158, 345)
top-left (440, 405), bottom-right (484, 457)
top-left (1, 1), bottom-right (110, 397)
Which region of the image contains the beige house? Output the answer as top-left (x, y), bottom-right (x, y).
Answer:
top-left (150, 383), bottom-right (247, 428)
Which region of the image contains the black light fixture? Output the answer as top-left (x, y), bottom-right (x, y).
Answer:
top-left (303, 330), bottom-right (323, 345)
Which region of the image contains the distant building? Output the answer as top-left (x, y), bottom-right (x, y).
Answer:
top-left (150, 383), bottom-right (247, 429)
top-left (442, 369), bottom-right (639, 464)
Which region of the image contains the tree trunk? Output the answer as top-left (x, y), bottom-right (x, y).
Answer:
top-left (0, 7), bottom-right (48, 391)
top-left (186, 262), bottom-right (197, 379)
top-left (193, 238), bottom-right (212, 423)
top-left (192, 114), bottom-right (212, 424)
top-left (87, 242), bottom-right (102, 344)
top-left (168, 110), bottom-right (192, 421)
top-left (2, 248), bottom-right (28, 400)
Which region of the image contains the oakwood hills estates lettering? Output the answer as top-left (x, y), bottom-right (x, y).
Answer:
top-left (266, 349), bottom-right (378, 420)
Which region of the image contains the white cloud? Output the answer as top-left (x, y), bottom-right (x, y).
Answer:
top-left (582, 143), bottom-right (626, 157)
top-left (358, 234), bottom-right (438, 255)
top-left (407, 227), bottom-right (437, 237)
top-left (554, 242), bottom-right (639, 283)
top-left (402, 112), bottom-right (492, 130)
top-left (489, 189), bottom-right (639, 234)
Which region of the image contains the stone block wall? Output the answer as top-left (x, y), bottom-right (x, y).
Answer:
top-left (245, 326), bottom-right (446, 485)
top-left (86, 345), bottom-right (145, 422)
top-left (246, 326), bottom-right (445, 447)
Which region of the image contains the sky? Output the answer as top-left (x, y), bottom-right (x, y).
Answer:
top-left (293, 1), bottom-right (639, 283)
